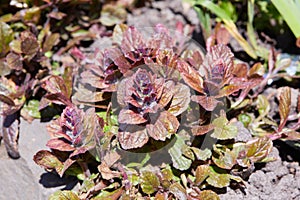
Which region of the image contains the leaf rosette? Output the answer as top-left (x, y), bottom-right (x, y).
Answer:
top-left (116, 68), bottom-right (190, 149)
top-left (46, 106), bottom-right (104, 157)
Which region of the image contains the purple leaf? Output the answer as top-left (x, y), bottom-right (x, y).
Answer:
top-left (121, 26), bottom-right (145, 62)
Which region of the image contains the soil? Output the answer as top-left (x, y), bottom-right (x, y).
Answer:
top-left (0, 0), bottom-right (299, 199)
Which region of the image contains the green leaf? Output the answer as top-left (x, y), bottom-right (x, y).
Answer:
top-left (212, 144), bottom-right (244, 170)
top-left (257, 95), bottom-right (270, 117)
top-left (190, 0), bottom-right (257, 58)
top-left (0, 22), bottom-right (13, 56)
top-left (206, 166), bottom-right (231, 188)
top-left (141, 171), bottom-right (160, 195)
top-left (65, 165), bottom-right (85, 181)
top-left (199, 190), bottom-right (220, 200)
top-left (168, 135), bottom-right (192, 170)
top-left (161, 165), bottom-right (175, 182)
top-left (191, 147), bottom-right (212, 161)
top-left (271, 0), bottom-right (300, 38)
top-left (33, 150), bottom-right (63, 175)
top-left (246, 137), bottom-right (273, 163)
top-left (21, 99), bottom-right (41, 119)
top-left (92, 188), bottom-right (123, 200)
top-left (238, 113), bottom-right (252, 127)
top-left (49, 190), bottom-right (80, 200)
top-left (211, 116), bottom-right (238, 140)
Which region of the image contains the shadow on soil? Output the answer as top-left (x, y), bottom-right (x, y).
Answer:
top-left (39, 172), bottom-right (78, 190)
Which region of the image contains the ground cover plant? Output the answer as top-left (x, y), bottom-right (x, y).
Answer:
top-left (0, 0), bottom-right (300, 199)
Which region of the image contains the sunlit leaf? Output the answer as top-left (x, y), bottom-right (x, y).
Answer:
top-left (49, 190), bottom-right (80, 200)
top-left (118, 126), bottom-right (148, 150)
top-left (168, 134), bottom-right (192, 170)
top-left (112, 24), bottom-right (128, 45)
top-left (98, 162), bottom-right (121, 180)
top-left (23, 7), bottom-right (41, 24)
top-left (195, 165), bottom-right (210, 185)
top-left (256, 95), bottom-right (270, 117)
top-left (21, 99), bottom-right (41, 122)
top-left (278, 87), bottom-right (291, 129)
top-left (246, 137), bottom-right (272, 162)
top-left (169, 182), bottom-right (187, 199)
top-left (191, 147), bottom-right (212, 161)
top-left (121, 25), bottom-right (145, 62)
top-left (192, 124), bottom-right (214, 136)
top-left (146, 111), bottom-right (179, 141)
top-left (168, 83), bottom-right (190, 116)
top-left (211, 116), bottom-right (238, 140)
top-left (206, 166), bottom-right (231, 188)
top-left (0, 22), bottom-right (13, 56)
top-left (200, 190), bottom-right (220, 200)
top-left (118, 109), bottom-right (147, 125)
top-left (212, 145), bottom-right (243, 169)
top-left (177, 60), bottom-right (204, 93)
top-left (141, 171), bottom-right (160, 195)
top-left (46, 138), bottom-right (75, 151)
top-left (194, 96), bottom-right (219, 111)
top-left (33, 150), bottom-right (64, 174)
top-left (248, 62), bottom-right (265, 77)
top-left (92, 187), bottom-right (123, 200)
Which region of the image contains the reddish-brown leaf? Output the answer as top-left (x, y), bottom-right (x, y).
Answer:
top-left (191, 95), bottom-right (220, 111)
top-left (118, 109), bottom-right (147, 125)
top-left (46, 138), bottom-right (75, 152)
top-left (6, 52), bottom-right (23, 71)
top-left (146, 111), bottom-right (179, 141)
top-left (20, 31), bottom-right (39, 60)
top-left (118, 126), bottom-right (148, 149)
top-left (192, 124), bottom-right (215, 136)
top-left (278, 87), bottom-right (291, 130)
top-left (177, 60), bottom-right (204, 93)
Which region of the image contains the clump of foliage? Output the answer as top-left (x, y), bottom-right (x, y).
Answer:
top-left (0, 0), bottom-right (139, 158)
top-left (32, 23), bottom-right (300, 199)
